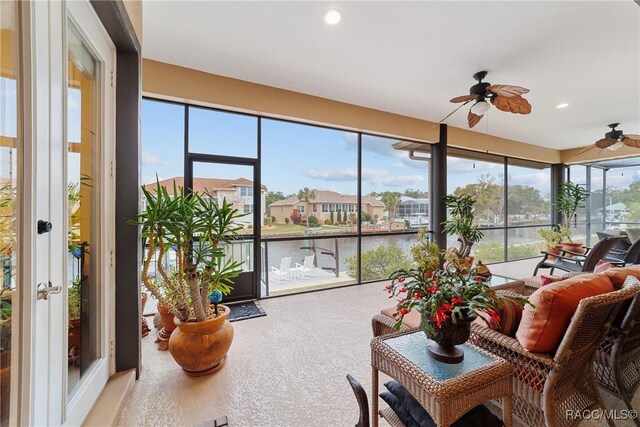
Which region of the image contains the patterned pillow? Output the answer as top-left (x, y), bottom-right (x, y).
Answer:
top-left (476, 295), bottom-right (524, 337)
top-left (594, 259), bottom-right (614, 273)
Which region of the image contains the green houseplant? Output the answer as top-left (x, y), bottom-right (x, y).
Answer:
top-left (537, 227), bottom-right (564, 260)
top-left (386, 266), bottom-right (529, 363)
top-left (131, 181), bottom-right (246, 375)
top-left (442, 194), bottom-right (484, 270)
top-left (410, 228), bottom-right (441, 276)
top-left (556, 181), bottom-right (590, 253)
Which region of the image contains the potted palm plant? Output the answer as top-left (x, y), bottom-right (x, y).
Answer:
top-left (442, 194), bottom-right (484, 271)
top-left (556, 181), bottom-right (590, 255)
top-left (131, 182), bottom-right (245, 376)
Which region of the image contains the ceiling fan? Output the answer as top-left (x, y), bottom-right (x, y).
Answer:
top-left (449, 71), bottom-right (531, 128)
top-left (595, 123), bottom-right (640, 154)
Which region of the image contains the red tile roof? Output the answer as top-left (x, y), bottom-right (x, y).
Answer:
top-left (143, 177), bottom-right (267, 195)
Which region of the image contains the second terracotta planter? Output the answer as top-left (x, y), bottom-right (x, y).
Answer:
top-left (168, 305), bottom-right (234, 376)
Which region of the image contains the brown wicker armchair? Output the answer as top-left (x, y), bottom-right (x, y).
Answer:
top-left (594, 277), bottom-right (640, 423)
top-left (469, 284), bottom-right (640, 427)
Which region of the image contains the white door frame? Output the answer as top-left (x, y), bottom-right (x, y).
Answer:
top-left (20, 0), bottom-right (116, 425)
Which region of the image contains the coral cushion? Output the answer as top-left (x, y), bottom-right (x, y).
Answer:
top-left (381, 306), bottom-right (421, 329)
top-left (603, 265), bottom-right (640, 290)
top-left (516, 273), bottom-right (614, 353)
top-left (540, 275), bottom-right (563, 286)
top-left (594, 260), bottom-right (614, 273)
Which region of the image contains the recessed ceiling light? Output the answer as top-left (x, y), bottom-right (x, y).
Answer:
top-left (323, 9), bottom-right (342, 26)
top-left (556, 103), bottom-right (569, 109)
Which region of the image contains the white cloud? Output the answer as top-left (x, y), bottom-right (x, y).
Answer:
top-left (142, 150), bottom-right (160, 166)
top-left (307, 167), bottom-right (424, 187)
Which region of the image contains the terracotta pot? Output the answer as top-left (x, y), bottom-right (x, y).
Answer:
top-left (561, 242), bottom-right (586, 257)
top-left (546, 244), bottom-right (563, 261)
top-left (157, 304), bottom-right (177, 333)
top-left (423, 269), bottom-right (434, 280)
top-left (424, 314), bottom-right (476, 364)
top-left (169, 305), bottom-right (234, 376)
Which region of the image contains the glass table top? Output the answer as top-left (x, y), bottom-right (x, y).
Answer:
top-left (384, 331), bottom-right (498, 382)
top-left (489, 274), bottom-right (519, 286)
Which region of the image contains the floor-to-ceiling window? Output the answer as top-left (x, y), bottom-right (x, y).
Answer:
top-left (447, 148), bottom-right (552, 264)
top-left (141, 98), bottom-right (433, 297)
top-left (603, 162), bottom-right (640, 229)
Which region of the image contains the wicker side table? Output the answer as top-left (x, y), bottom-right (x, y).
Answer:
top-left (371, 329), bottom-right (513, 427)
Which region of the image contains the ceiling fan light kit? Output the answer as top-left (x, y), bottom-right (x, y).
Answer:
top-left (594, 123), bottom-right (640, 153)
top-left (449, 70), bottom-right (531, 128)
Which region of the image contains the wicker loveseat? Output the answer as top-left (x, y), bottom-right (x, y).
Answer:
top-left (468, 282), bottom-right (640, 427)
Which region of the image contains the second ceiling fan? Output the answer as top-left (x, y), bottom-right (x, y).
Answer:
top-left (450, 71), bottom-right (531, 128)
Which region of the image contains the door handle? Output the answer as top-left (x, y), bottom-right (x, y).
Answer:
top-left (37, 281), bottom-right (62, 300)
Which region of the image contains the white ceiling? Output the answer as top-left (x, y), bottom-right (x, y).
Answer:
top-left (142, 1), bottom-right (640, 150)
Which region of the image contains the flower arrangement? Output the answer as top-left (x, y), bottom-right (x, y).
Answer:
top-left (386, 266), bottom-right (529, 335)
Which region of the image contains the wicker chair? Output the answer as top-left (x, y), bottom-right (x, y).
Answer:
top-left (605, 237), bottom-right (640, 266)
top-left (371, 313), bottom-right (413, 337)
top-left (469, 283), bottom-right (640, 427)
top-left (594, 278), bottom-right (640, 424)
top-left (532, 236), bottom-right (624, 276)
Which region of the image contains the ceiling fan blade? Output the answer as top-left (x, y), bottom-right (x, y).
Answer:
top-left (623, 135), bottom-right (640, 148)
top-left (487, 84), bottom-right (529, 97)
top-left (468, 111), bottom-right (483, 128)
top-left (492, 95), bottom-right (532, 114)
top-left (450, 94), bottom-right (477, 103)
top-left (595, 137), bottom-right (616, 149)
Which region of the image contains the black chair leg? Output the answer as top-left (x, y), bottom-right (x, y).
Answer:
top-left (346, 374), bottom-right (370, 427)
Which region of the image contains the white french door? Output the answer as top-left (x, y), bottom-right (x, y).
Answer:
top-left (24, 1), bottom-right (116, 425)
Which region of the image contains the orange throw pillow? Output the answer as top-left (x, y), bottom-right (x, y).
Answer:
top-left (516, 273), bottom-right (614, 353)
top-left (603, 265), bottom-right (640, 290)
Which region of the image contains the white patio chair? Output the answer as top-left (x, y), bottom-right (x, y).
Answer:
top-left (271, 257), bottom-right (292, 282)
top-left (293, 254), bottom-right (315, 279)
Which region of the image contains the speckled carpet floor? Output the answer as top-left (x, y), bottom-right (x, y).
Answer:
top-left (119, 260), bottom-right (640, 427)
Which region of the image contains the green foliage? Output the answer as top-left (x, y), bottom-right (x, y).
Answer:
top-left (557, 180), bottom-right (590, 227)
top-left (297, 188), bottom-right (316, 227)
top-left (264, 216), bottom-right (272, 226)
top-left (342, 211), bottom-right (347, 224)
top-left (453, 174), bottom-right (503, 225)
top-left (265, 191), bottom-right (285, 210)
top-left (68, 276), bottom-right (82, 321)
top-left (387, 267), bottom-right (531, 333)
top-left (628, 201), bottom-right (640, 222)
top-left (284, 217), bottom-right (290, 224)
top-left (473, 241), bottom-right (540, 263)
top-left (324, 218), bottom-right (333, 225)
top-left (130, 180), bottom-right (246, 322)
top-left (330, 211), bottom-right (335, 224)
top-left (361, 210), bottom-right (372, 222)
top-left (537, 227), bottom-right (563, 249)
top-left (346, 244), bottom-right (413, 281)
top-left (410, 229), bottom-right (441, 271)
top-left (308, 215), bottom-right (319, 225)
top-left (403, 189), bottom-right (428, 199)
top-left (442, 193), bottom-right (484, 257)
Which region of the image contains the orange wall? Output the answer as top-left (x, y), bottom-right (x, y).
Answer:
top-left (142, 59), bottom-right (562, 164)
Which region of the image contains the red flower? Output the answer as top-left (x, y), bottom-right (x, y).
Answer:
top-left (397, 277), bottom-right (405, 283)
top-left (486, 308), bottom-right (501, 324)
top-left (439, 303), bottom-right (453, 313)
top-left (398, 307), bottom-right (409, 315)
top-left (384, 284), bottom-right (393, 291)
top-left (426, 284), bottom-right (440, 294)
top-left (412, 292), bottom-right (422, 300)
top-left (399, 287), bottom-right (407, 293)
top-left (475, 277), bottom-right (483, 283)
top-left (397, 298), bottom-right (406, 303)
top-left (451, 296), bottom-right (464, 305)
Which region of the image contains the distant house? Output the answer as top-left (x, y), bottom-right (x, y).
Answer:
top-left (142, 177), bottom-right (267, 226)
top-left (605, 202), bottom-right (628, 222)
top-left (269, 189), bottom-right (385, 224)
top-left (396, 196), bottom-right (429, 219)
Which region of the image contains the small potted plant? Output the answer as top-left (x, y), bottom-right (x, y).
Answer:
top-left (442, 194), bottom-right (483, 272)
top-left (537, 227), bottom-right (564, 260)
top-left (410, 228), bottom-right (441, 278)
top-left (131, 181), bottom-right (245, 376)
top-left (68, 276), bottom-right (82, 365)
top-left (556, 181), bottom-right (589, 254)
top-left (386, 266), bottom-right (529, 364)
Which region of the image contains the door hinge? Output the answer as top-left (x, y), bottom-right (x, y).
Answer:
top-left (109, 340), bottom-right (114, 358)
top-left (110, 250), bottom-right (114, 268)
top-left (110, 160), bottom-right (114, 177)
top-left (110, 70), bottom-right (115, 88)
